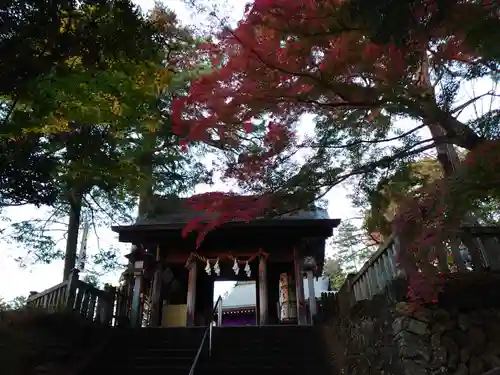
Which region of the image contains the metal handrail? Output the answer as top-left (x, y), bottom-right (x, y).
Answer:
top-left (188, 295), bottom-right (223, 375)
top-left (209, 295), bottom-right (223, 356)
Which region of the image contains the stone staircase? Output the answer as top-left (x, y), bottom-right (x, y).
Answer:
top-left (82, 326), bottom-right (332, 375)
top-left (82, 327), bottom-right (205, 375)
top-left (197, 326), bottom-right (331, 374)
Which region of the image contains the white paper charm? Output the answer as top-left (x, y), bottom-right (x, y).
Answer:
top-left (205, 260), bottom-right (211, 275)
top-left (232, 258), bottom-right (240, 275)
top-left (244, 261), bottom-right (251, 278)
top-left (214, 258), bottom-right (221, 276)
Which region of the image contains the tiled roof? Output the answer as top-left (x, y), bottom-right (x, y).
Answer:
top-left (134, 196), bottom-right (332, 226)
top-left (220, 282), bottom-right (256, 310)
top-left (216, 277), bottom-right (331, 309)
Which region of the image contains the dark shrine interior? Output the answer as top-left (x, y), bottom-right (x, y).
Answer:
top-left (158, 259), bottom-right (297, 325)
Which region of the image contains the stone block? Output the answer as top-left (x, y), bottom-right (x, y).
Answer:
top-left (402, 359), bottom-right (428, 375)
top-left (448, 353), bottom-right (459, 371)
top-left (431, 332), bottom-right (442, 348)
top-left (394, 317), bottom-right (406, 335)
top-left (396, 302), bottom-right (415, 316)
top-left (481, 353), bottom-right (500, 368)
top-left (460, 347), bottom-right (472, 363)
top-left (458, 314), bottom-right (470, 331)
top-left (407, 318), bottom-right (429, 336)
top-left (452, 330), bottom-right (469, 348)
top-left (431, 347), bottom-right (447, 368)
top-left (432, 323), bottom-right (447, 335)
top-left (441, 333), bottom-right (459, 355)
top-left (433, 308), bottom-right (451, 322)
top-left (396, 330), bottom-right (431, 361)
top-left (485, 342), bottom-right (500, 356)
top-left (453, 363), bottom-right (468, 375)
top-left (413, 309), bottom-right (432, 323)
top-left (430, 367), bottom-right (448, 375)
top-left (469, 356), bottom-right (485, 375)
top-left (393, 316), bottom-right (428, 336)
top-left (468, 326), bottom-right (486, 348)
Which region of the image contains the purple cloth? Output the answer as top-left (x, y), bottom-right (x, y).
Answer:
top-left (222, 312), bottom-right (256, 326)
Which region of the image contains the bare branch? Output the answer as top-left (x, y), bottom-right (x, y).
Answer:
top-left (305, 123), bottom-right (428, 149)
top-left (88, 194), bottom-right (122, 226)
top-left (452, 91), bottom-right (500, 115)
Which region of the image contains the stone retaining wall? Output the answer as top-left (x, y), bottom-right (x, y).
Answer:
top-left (324, 298), bottom-right (402, 375)
top-left (325, 301), bottom-right (500, 375)
top-left (394, 303), bottom-right (500, 375)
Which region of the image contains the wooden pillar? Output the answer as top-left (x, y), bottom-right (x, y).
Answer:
top-left (149, 246), bottom-right (162, 327)
top-left (65, 268), bottom-right (80, 311)
top-left (266, 270), bottom-right (279, 324)
top-left (258, 255), bottom-right (268, 325)
top-left (306, 270), bottom-right (316, 323)
top-left (126, 273), bottom-right (134, 319)
top-left (207, 278), bottom-right (215, 326)
top-left (103, 284), bottom-right (116, 326)
top-left (186, 261), bottom-right (197, 327)
top-left (130, 270), bottom-right (143, 327)
top-left (149, 264), bottom-right (162, 327)
top-left (255, 277), bottom-right (260, 325)
top-left (293, 249), bottom-right (306, 325)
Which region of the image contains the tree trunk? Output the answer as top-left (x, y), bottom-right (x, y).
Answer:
top-left (128, 131), bottom-right (157, 325)
top-left (418, 54), bottom-right (500, 270)
top-left (137, 131), bottom-right (156, 219)
top-left (127, 140), bottom-right (154, 254)
top-left (63, 191), bottom-right (83, 281)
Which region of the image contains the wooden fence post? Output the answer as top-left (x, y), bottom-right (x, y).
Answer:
top-left (27, 291), bottom-right (37, 308)
top-left (116, 288), bottom-right (130, 327)
top-left (65, 269), bottom-right (80, 311)
top-left (102, 284), bottom-right (116, 326)
top-left (337, 273), bottom-right (356, 316)
top-left (344, 273), bottom-right (356, 308)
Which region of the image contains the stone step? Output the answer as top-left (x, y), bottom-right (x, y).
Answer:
top-left (194, 368), bottom-right (330, 375)
top-left (208, 351), bottom-right (325, 360)
top-left (211, 340), bottom-right (324, 348)
top-left (111, 334), bottom-right (204, 342)
top-left (108, 340), bottom-right (201, 352)
top-left (111, 328), bottom-right (205, 339)
top-left (198, 362), bottom-right (330, 369)
top-left (120, 356), bottom-right (195, 366)
top-left (211, 326), bottom-right (319, 334)
top-left (84, 364), bottom-right (191, 374)
top-left (81, 326), bottom-right (331, 375)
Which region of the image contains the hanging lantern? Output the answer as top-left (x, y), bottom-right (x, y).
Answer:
top-left (205, 260), bottom-right (212, 275)
top-left (214, 258), bottom-right (220, 276)
top-left (232, 258), bottom-right (240, 275)
top-left (244, 261), bottom-right (251, 278)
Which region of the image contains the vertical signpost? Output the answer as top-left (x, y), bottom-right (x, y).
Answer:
top-left (77, 222), bottom-right (90, 272)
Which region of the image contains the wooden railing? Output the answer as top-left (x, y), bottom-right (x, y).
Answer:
top-left (317, 292), bottom-right (338, 322)
top-left (26, 269), bottom-right (130, 326)
top-left (312, 227), bottom-right (500, 323)
top-left (350, 227), bottom-right (500, 302)
top-left (26, 279), bottom-right (71, 312)
top-left (351, 235), bottom-right (402, 302)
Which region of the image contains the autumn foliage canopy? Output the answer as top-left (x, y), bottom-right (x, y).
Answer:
top-left (173, 0), bottom-right (500, 302)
